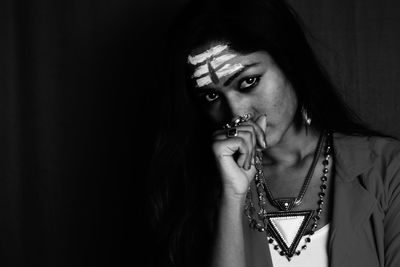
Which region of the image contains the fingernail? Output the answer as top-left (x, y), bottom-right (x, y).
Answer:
top-left (263, 114), bottom-right (268, 129)
top-left (262, 114), bottom-right (268, 147)
top-left (262, 140), bottom-right (267, 149)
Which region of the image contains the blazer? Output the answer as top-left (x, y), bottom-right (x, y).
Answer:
top-left (244, 133), bottom-right (400, 267)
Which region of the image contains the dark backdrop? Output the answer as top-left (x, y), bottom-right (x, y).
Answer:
top-left (1, 0), bottom-right (399, 266)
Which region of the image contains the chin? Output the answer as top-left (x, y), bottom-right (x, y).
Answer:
top-left (265, 132), bottom-right (279, 148)
top-left (265, 127), bottom-right (288, 148)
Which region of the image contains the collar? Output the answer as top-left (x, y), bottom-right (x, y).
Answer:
top-left (329, 132), bottom-right (380, 267)
top-left (332, 132), bottom-right (377, 182)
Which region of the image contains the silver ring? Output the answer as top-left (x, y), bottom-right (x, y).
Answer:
top-left (223, 113), bottom-right (252, 129)
top-left (226, 128), bottom-right (238, 138)
top-left (240, 113), bottom-right (252, 122)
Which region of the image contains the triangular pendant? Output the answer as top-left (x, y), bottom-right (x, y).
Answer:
top-left (274, 197), bottom-right (296, 211)
top-left (266, 210), bottom-right (314, 260)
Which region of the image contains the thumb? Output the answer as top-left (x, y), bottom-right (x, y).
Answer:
top-left (243, 164), bottom-right (257, 182)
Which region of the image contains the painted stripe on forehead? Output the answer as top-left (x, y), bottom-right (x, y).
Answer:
top-left (195, 63), bottom-right (245, 87)
top-left (187, 44), bottom-right (228, 65)
top-left (216, 63), bottom-right (244, 78)
top-left (192, 54), bottom-right (237, 78)
top-left (196, 76), bottom-right (212, 87)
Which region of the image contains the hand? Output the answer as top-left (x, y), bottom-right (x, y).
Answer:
top-left (212, 114), bottom-right (268, 198)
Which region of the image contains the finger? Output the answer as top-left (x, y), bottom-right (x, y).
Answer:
top-left (214, 127), bottom-right (255, 148)
top-left (254, 114), bottom-right (268, 148)
top-left (214, 126), bottom-right (256, 170)
top-left (213, 129), bottom-right (229, 139)
top-left (214, 128), bottom-right (255, 169)
top-left (243, 164), bottom-right (257, 183)
top-left (213, 129), bottom-right (254, 169)
top-left (240, 118), bottom-right (266, 149)
top-left (213, 136), bottom-right (250, 168)
top-left (236, 130), bottom-right (254, 170)
top-left (235, 125), bottom-right (256, 148)
top-left (224, 129), bottom-right (254, 170)
top-left (236, 125), bottom-right (256, 166)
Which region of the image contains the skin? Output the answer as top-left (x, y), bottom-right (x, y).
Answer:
top-left (189, 43), bottom-right (333, 267)
top-left (188, 44), bottom-right (244, 87)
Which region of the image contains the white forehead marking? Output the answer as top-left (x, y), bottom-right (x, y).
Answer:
top-left (192, 54), bottom-right (237, 78)
top-left (187, 44), bottom-right (228, 65)
top-left (216, 63), bottom-right (244, 78)
top-left (196, 76), bottom-right (213, 87)
top-left (195, 63), bottom-right (245, 87)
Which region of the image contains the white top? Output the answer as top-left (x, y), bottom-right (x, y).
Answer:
top-left (268, 223), bottom-right (330, 267)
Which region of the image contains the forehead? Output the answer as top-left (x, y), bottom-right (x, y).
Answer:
top-left (189, 43), bottom-right (230, 61)
top-left (188, 42), bottom-right (268, 67)
top-left (188, 43), bottom-right (271, 87)
top-left (188, 43), bottom-right (244, 87)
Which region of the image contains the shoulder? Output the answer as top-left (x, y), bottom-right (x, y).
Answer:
top-left (367, 136), bottom-right (400, 200)
top-left (333, 133), bottom-right (400, 209)
top-left (368, 135), bottom-right (400, 161)
top-left (333, 133), bottom-right (400, 164)
top-left (332, 133), bottom-right (400, 188)
top-left (364, 135), bottom-right (400, 186)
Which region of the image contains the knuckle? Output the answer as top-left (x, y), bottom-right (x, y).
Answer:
top-left (238, 137), bottom-right (246, 146)
top-left (242, 131), bottom-right (252, 138)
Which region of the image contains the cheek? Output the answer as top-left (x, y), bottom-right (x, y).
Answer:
top-left (256, 80), bottom-right (297, 122)
top-left (275, 89), bottom-right (298, 124)
top-left (202, 101), bottom-right (230, 126)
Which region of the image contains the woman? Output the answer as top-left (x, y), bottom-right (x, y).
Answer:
top-left (148, 0), bottom-right (400, 266)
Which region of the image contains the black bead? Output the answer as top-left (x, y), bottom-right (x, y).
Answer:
top-left (321, 176), bottom-right (327, 182)
top-left (323, 168), bottom-right (329, 173)
top-left (319, 192), bottom-right (325, 198)
top-left (305, 237), bottom-right (311, 243)
top-left (296, 251), bottom-right (301, 255)
top-left (314, 215), bottom-right (320, 221)
top-left (317, 208), bottom-right (322, 213)
top-left (322, 160), bottom-right (329, 165)
top-left (280, 251), bottom-right (285, 256)
top-left (274, 245), bottom-right (279, 250)
top-left (320, 184), bottom-right (327, 190)
top-left (318, 200), bottom-right (324, 205)
top-left (302, 245), bottom-right (307, 250)
top-left (269, 238), bottom-right (274, 243)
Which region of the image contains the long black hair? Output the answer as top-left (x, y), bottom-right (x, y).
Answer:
top-left (147, 0), bottom-right (382, 266)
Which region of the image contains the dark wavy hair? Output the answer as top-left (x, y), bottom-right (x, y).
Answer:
top-left (147, 0), bottom-right (382, 266)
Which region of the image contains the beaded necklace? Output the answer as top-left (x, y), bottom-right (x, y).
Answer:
top-left (244, 132), bottom-right (332, 261)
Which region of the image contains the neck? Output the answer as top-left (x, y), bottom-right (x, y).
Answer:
top-left (263, 126), bottom-right (321, 167)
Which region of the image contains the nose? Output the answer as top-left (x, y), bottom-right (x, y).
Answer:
top-left (224, 91), bottom-right (252, 120)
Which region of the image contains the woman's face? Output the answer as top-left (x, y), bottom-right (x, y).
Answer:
top-left (188, 43), bottom-right (298, 146)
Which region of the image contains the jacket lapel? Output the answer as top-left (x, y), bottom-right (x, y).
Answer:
top-left (329, 134), bottom-right (377, 267)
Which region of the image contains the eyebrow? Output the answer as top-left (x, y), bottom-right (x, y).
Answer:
top-left (223, 62), bottom-right (260, 87)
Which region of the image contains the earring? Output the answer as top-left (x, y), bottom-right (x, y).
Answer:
top-left (302, 106), bottom-right (312, 133)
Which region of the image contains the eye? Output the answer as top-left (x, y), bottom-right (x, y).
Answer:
top-left (203, 92), bottom-right (219, 102)
top-left (239, 76), bottom-right (260, 91)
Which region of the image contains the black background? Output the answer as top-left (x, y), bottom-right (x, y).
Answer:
top-left (0, 0), bottom-right (399, 266)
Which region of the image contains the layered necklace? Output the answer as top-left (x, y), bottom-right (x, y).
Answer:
top-left (244, 131), bottom-right (332, 261)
